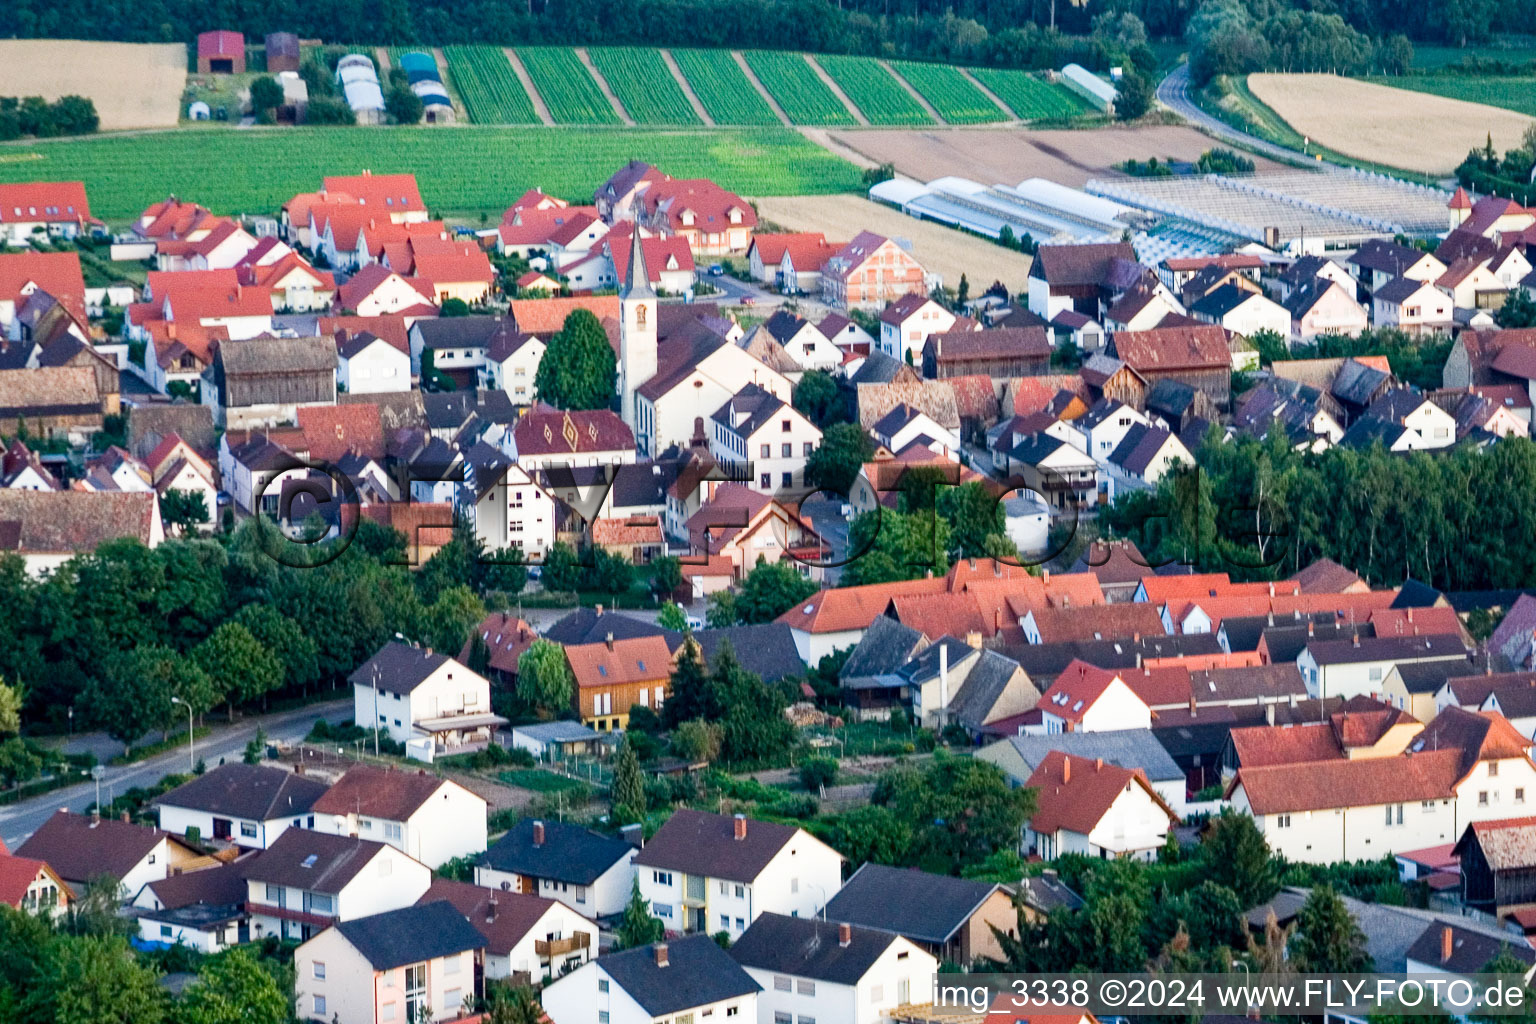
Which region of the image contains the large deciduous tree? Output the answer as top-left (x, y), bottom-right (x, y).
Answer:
top-left (534, 309), bottom-right (617, 410)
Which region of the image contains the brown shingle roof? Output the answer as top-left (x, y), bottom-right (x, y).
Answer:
top-left (240, 829), bottom-right (394, 893)
top-left (418, 878), bottom-right (574, 956)
top-left (15, 811), bottom-right (181, 887)
top-left (0, 364), bottom-right (99, 417)
top-left (635, 808), bottom-right (828, 883)
top-left (0, 489), bottom-right (157, 553)
top-left (1232, 747), bottom-right (1465, 814)
top-left (310, 764), bottom-right (451, 822)
top-left (1027, 602), bottom-right (1165, 643)
top-left (1112, 325), bottom-right (1230, 372)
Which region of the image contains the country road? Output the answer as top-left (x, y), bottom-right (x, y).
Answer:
top-left (0, 699), bottom-right (351, 848)
top-left (1156, 63), bottom-right (1342, 173)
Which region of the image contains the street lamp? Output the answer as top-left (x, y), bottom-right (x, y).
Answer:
top-left (170, 697), bottom-right (195, 774)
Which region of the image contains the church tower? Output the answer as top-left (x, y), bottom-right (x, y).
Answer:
top-left (619, 226), bottom-right (657, 447)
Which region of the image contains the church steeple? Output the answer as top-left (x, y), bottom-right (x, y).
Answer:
top-left (622, 223), bottom-right (655, 300)
top-left (618, 226), bottom-right (658, 450)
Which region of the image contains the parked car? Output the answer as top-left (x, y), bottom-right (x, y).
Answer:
top-left (708, 263), bottom-right (724, 276)
top-left (741, 296), bottom-right (756, 306)
top-left (685, 615), bottom-right (704, 631)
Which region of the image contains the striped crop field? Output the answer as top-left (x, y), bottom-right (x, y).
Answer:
top-left (890, 61), bottom-right (1004, 123)
top-left (671, 49), bottom-right (781, 125)
top-left (817, 55), bottom-right (931, 125)
top-left (588, 47), bottom-right (700, 125)
top-left (742, 50), bottom-right (857, 125)
top-left (969, 68), bottom-right (1089, 119)
top-left (443, 46), bottom-right (538, 124)
top-left (515, 47), bottom-right (620, 124)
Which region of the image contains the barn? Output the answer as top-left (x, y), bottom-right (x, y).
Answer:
top-left (196, 31), bottom-right (246, 75)
top-left (264, 32), bottom-right (301, 73)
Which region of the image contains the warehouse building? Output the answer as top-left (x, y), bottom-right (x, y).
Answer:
top-left (870, 176), bottom-right (1150, 246)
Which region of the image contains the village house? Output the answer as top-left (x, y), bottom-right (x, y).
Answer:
top-left (879, 292), bottom-right (962, 364)
top-left (15, 810), bottom-right (199, 898)
top-left (456, 440), bottom-right (560, 560)
top-left (347, 642), bottom-right (504, 756)
top-left (1110, 324), bottom-right (1234, 408)
top-left (977, 729), bottom-right (1188, 812)
top-left (1005, 432), bottom-right (1098, 510)
top-left (1437, 257), bottom-right (1509, 311)
top-left (686, 483), bottom-right (824, 576)
top-left (1027, 242), bottom-right (1139, 321)
top-left (748, 231), bottom-right (840, 294)
top-left (476, 818), bottom-right (638, 918)
top-left (822, 232), bottom-right (930, 310)
top-left (1102, 423), bottom-right (1194, 498)
top-left (824, 861), bottom-right (1018, 966)
top-left (0, 842), bottom-right (71, 918)
top-left (748, 309), bottom-right (843, 374)
top-left (871, 403), bottom-right (962, 461)
top-left (0, 181), bottom-right (99, 244)
top-left (293, 900), bottom-right (485, 1024)
top-left (1274, 253), bottom-right (1357, 302)
top-left (0, 249), bottom-right (88, 331)
top-left (1452, 816), bottom-right (1536, 919)
top-left (0, 489), bottom-right (164, 576)
top-left (1024, 751), bottom-right (1180, 860)
top-left (206, 336), bottom-right (337, 429)
top-left (243, 829), bottom-right (433, 942)
top-left (1373, 276), bottom-right (1455, 333)
top-left (542, 935), bottom-right (760, 1024)
top-left (606, 223), bottom-right (697, 294)
top-left (417, 878), bottom-right (597, 983)
top-left (923, 325), bottom-right (1052, 379)
top-left (1190, 283), bottom-right (1290, 338)
top-left (636, 176), bottom-right (757, 256)
top-left (153, 763), bottom-right (329, 849)
top-left (1104, 280), bottom-right (1185, 333)
top-left (308, 764), bottom-right (487, 869)
top-left (636, 809), bottom-right (844, 939)
top-left (1299, 633), bottom-right (1469, 702)
top-left (1026, 660), bottom-right (1157, 734)
top-left (510, 404), bottom-right (637, 472)
top-left (708, 382), bottom-right (822, 496)
top-left (133, 865), bottom-right (248, 953)
top-left (732, 913), bottom-right (936, 1024)
top-left (1349, 239), bottom-right (1447, 296)
top-left (336, 330), bottom-right (412, 395)
top-left (566, 634), bottom-right (673, 731)
top-left (1283, 277), bottom-right (1369, 345)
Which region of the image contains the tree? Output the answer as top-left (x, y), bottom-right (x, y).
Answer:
top-left (193, 623), bottom-right (279, 718)
top-left (540, 542), bottom-right (583, 594)
top-left (516, 640), bottom-right (574, 718)
top-left (177, 947), bottom-right (290, 1024)
top-left (1114, 69), bottom-right (1152, 121)
top-left (663, 639), bottom-right (712, 728)
top-left (657, 602), bottom-right (688, 632)
top-left (735, 560), bottom-right (817, 624)
top-left (841, 508), bottom-right (951, 587)
top-left (589, 548), bottom-right (633, 595)
top-left (793, 370), bottom-right (843, 428)
top-left (27, 934), bottom-right (167, 1024)
top-left (614, 879), bottom-right (664, 950)
top-left (799, 755), bottom-right (838, 792)
top-left (89, 646), bottom-right (179, 748)
top-left (713, 644), bottom-right (796, 764)
top-left (1500, 288), bottom-right (1536, 329)
top-left (671, 719), bottom-right (722, 763)
top-left (938, 482), bottom-right (1013, 560)
top-left (611, 736), bottom-right (645, 824)
top-left (159, 490), bottom-right (209, 536)
top-left (873, 753), bottom-right (1034, 873)
top-left (1290, 884), bottom-right (1370, 973)
top-left (819, 804), bottom-right (912, 865)
top-left (650, 555), bottom-right (683, 598)
top-left (386, 85), bottom-right (424, 124)
top-left (0, 678), bottom-right (19, 735)
top-left (440, 297), bottom-right (471, 316)
top-left (804, 423), bottom-right (875, 495)
top-left (704, 590), bottom-right (738, 628)
top-left (1201, 810), bottom-right (1279, 907)
top-left (247, 76), bottom-right (283, 117)
top-left (534, 309), bottom-right (618, 410)
top-left (232, 605), bottom-right (320, 692)
top-left (483, 985), bottom-right (545, 1024)
top-left (303, 96), bottom-right (355, 125)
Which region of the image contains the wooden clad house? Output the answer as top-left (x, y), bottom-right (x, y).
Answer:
top-left (565, 634), bottom-right (674, 731)
top-left (922, 326), bottom-right (1051, 380)
top-left (208, 337), bottom-right (337, 429)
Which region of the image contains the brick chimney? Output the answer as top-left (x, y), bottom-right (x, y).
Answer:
top-left (1353, 633), bottom-right (1361, 648)
top-left (1061, 756), bottom-right (1071, 784)
top-left (733, 813), bottom-right (747, 840)
top-left (654, 943), bottom-right (669, 967)
top-left (487, 894), bottom-right (498, 922)
top-left (596, 604), bottom-right (604, 617)
top-left (838, 922), bottom-right (852, 947)
top-left (533, 820), bottom-right (545, 847)
top-left (120, 810), bottom-right (131, 823)
top-left (1095, 758), bottom-right (1103, 772)
top-left (1307, 620), bottom-right (1315, 637)
top-left (605, 632), bottom-right (614, 651)
top-left (1441, 925), bottom-right (1454, 963)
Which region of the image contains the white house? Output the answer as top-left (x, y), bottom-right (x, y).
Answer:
top-left (243, 829), bottom-right (432, 943)
top-left (870, 403), bottom-right (961, 462)
top-left (14, 810), bottom-right (200, 899)
top-left (1190, 284), bottom-right (1290, 338)
top-left (1437, 258), bottom-right (1508, 311)
top-left (1023, 751), bottom-right (1179, 861)
top-left (879, 293), bottom-right (957, 364)
top-left (308, 764), bottom-right (488, 870)
top-left (1298, 633), bottom-right (1469, 701)
top-left (294, 900), bottom-right (485, 1024)
top-left (418, 878), bottom-right (598, 982)
top-left (635, 809), bottom-right (844, 940)
top-left (460, 441), bottom-right (560, 561)
top-left (1078, 398), bottom-right (1153, 463)
top-left (1362, 390), bottom-right (1458, 450)
top-left (337, 331), bottom-right (411, 394)
top-left (1373, 277), bottom-right (1453, 331)
top-left (1284, 278), bottom-right (1369, 345)
top-left (132, 864), bottom-right (249, 954)
top-left (479, 329), bottom-right (546, 405)
top-left (219, 434), bottom-right (305, 515)
top-left (476, 818), bottom-right (638, 918)
top-left (1226, 707), bottom-right (1536, 864)
top-left (1025, 661), bottom-right (1154, 734)
top-left (633, 329), bottom-right (793, 459)
top-left (1102, 423), bottom-right (1193, 499)
top-left (709, 383), bottom-right (823, 496)
top-left (542, 936), bottom-right (761, 1024)
top-left (348, 642), bottom-right (504, 755)
top-left (731, 914), bottom-right (936, 1024)
top-left (751, 310), bottom-right (843, 374)
top-left (153, 762), bottom-right (329, 849)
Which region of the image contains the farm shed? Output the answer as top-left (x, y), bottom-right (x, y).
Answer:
top-left (337, 54), bottom-right (385, 125)
top-left (264, 32), bottom-right (300, 73)
top-left (396, 51), bottom-right (455, 123)
top-left (196, 31), bottom-right (246, 75)
top-left (1059, 63), bottom-right (1116, 112)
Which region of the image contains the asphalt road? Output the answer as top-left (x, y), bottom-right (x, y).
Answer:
top-left (1156, 63), bottom-right (1342, 173)
top-left (1, 699), bottom-right (351, 848)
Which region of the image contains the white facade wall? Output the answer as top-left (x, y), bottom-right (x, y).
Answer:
top-left (247, 845), bottom-right (431, 941)
top-left (496, 902), bottom-right (600, 981)
top-left (310, 784), bottom-right (487, 869)
top-left (157, 804), bottom-right (306, 849)
top-left (339, 343), bottom-right (411, 395)
top-left (746, 936), bottom-right (935, 1024)
top-left (476, 849), bottom-right (638, 918)
top-left (353, 661), bottom-right (493, 746)
top-left (542, 960), bottom-right (758, 1024)
top-left (297, 929), bottom-right (476, 1024)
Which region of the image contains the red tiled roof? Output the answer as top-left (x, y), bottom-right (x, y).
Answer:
top-left (311, 764), bottom-right (449, 821)
top-left (642, 177), bottom-right (757, 234)
top-left (509, 296), bottom-right (621, 336)
top-left (1036, 660), bottom-right (1128, 723)
top-left (1369, 606), bottom-right (1465, 639)
top-left (1026, 602), bottom-right (1165, 644)
top-left (0, 250), bottom-right (87, 324)
top-left (197, 31), bottom-right (244, 57)
top-left (1118, 664), bottom-right (1192, 706)
top-left (497, 206), bottom-right (602, 247)
top-left (461, 613), bottom-right (537, 675)
top-left (593, 514), bottom-right (663, 547)
top-left (408, 237), bottom-right (495, 287)
top-left (1231, 747), bottom-right (1465, 814)
top-left (0, 853), bottom-right (70, 909)
top-left (609, 224), bottom-right (695, 283)
top-left (513, 406), bottom-right (633, 457)
top-left (322, 172), bottom-right (424, 217)
top-left (1231, 721), bottom-right (1346, 768)
top-left (1027, 751), bottom-right (1171, 836)
top-left (750, 232), bottom-right (839, 272)
top-left (565, 635), bottom-right (673, 689)
top-left (1449, 187), bottom-right (1473, 211)
top-left (337, 264), bottom-right (435, 310)
top-left (0, 182), bottom-right (94, 227)
top-left (297, 403), bottom-right (385, 462)
top-left (1113, 324), bottom-right (1231, 372)
top-left (319, 315), bottom-right (412, 355)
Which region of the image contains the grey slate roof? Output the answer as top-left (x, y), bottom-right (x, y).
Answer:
top-left (824, 863), bottom-right (1000, 945)
top-left (598, 935), bottom-right (760, 1016)
top-left (153, 763), bottom-right (328, 822)
top-left (1108, 423), bottom-right (1178, 476)
top-left (948, 648), bottom-right (1028, 732)
top-left (1305, 633), bottom-right (1465, 666)
top-left (1145, 378), bottom-right (1198, 420)
top-left (1009, 432), bottom-right (1070, 467)
top-left (633, 809), bottom-right (809, 883)
top-left (1338, 416), bottom-right (1407, 449)
top-left (1190, 283), bottom-right (1256, 320)
top-left (542, 608), bottom-right (681, 649)
top-left (348, 641), bottom-right (455, 696)
top-left (1393, 578), bottom-right (1446, 609)
top-left (1332, 359), bottom-right (1391, 406)
top-left (1021, 871), bottom-right (1084, 914)
top-left (711, 382), bottom-right (789, 438)
top-left (334, 901), bottom-right (485, 970)
top-left (730, 912), bottom-right (904, 984)
top-left (985, 729), bottom-right (1185, 786)
top-left (694, 623), bottom-right (806, 683)
top-left (840, 615), bottom-right (926, 690)
top-left (1405, 921), bottom-right (1536, 973)
top-left (478, 818), bottom-right (632, 885)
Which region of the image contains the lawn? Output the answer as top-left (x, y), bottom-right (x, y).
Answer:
top-left (0, 126), bottom-right (864, 222)
top-left (968, 68), bottom-right (1089, 119)
top-left (588, 47), bottom-right (700, 125)
top-left (1364, 73), bottom-right (1536, 116)
top-left (816, 55), bottom-right (932, 125)
top-left (671, 48), bottom-right (781, 125)
top-left (443, 45), bottom-right (539, 124)
top-left (889, 60), bottom-right (1006, 123)
top-left (742, 50), bottom-right (857, 125)
top-left (498, 768), bottom-right (587, 793)
top-left (515, 47), bottom-right (620, 124)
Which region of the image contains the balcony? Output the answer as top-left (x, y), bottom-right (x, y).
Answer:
top-left (535, 933), bottom-right (591, 958)
top-left (246, 901), bottom-right (336, 929)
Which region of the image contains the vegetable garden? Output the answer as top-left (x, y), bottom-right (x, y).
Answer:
top-left (515, 47), bottom-right (621, 124)
top-left (890, 61), bottom-right (1005, 123)
top-left (742, 50), bottom-right (857, 126)
top-left (671, 48), bottom-right (781, 125)
top-left (817, 55), bottom-right (932, 125)
top-left (443, 45), bottom-right (539, 124)
top-left (588, 47), bottom-right (700, 125)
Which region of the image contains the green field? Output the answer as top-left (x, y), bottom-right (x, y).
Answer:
top-left (1412, 44), bottom-right (1536, 68)
top-left (890, 61), bottom-right (1004, 123)
top-left (816, 55), bottom-right (931, 125)
top-left (498, 768), bottom-right (587, 793)
top-left (672, 49), bottom-right (781, 125)
top-left (1364, 73), bottom-right (1536, 116)
top-left (515, 47), bottom-right (621, 124)
top-left (970, 68), bottom-right (1090, 119)
top-left (0, 126), bottom-right (863, 221)
top-left (588, 47), bottom-right (700, 125)
top-left (742, 50), bottom-right (857, 125)
top-left (443, 46), bottom-right (539, 124)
